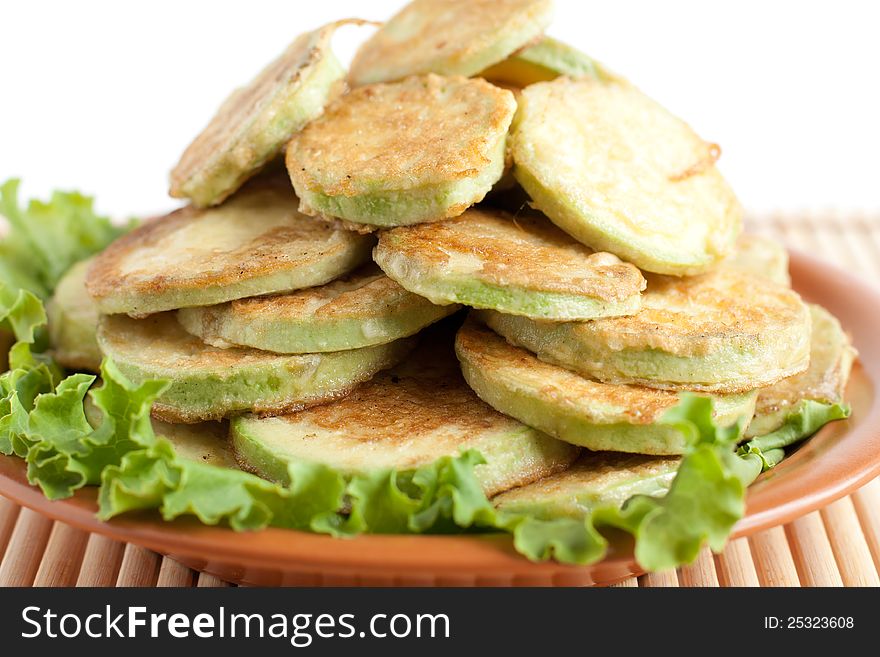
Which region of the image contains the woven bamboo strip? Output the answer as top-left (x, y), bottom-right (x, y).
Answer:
top-left (0, 509), bottom-right (53, 586)
top-left (785, 512), bottom-right (843, 586)
top-left (837, 221), bottom-right (880, 279)
top-left (748, 526), bottom-right (801, 587)
top-left (76, 534), bottom-right (126, 586)
top-left (196, 572), bottom-right (231, 587)
top-left (677, 548), bottom-right (720, 587)
top-left (714, 537), bottom-right (760, 587)
top-left (156, 557), bottom-right (194, 587)
top-left (639, 570), bottom-right (679, 587)
top-left (819, 497), bottom-right (880, 587)
top-left (115, 543), bottom-right (161, 587)
top-left (610, 577), bottom-right (638, 587)
top-left (851, 478), bottom-right (880, 573)
top-left (0, 495), bottom-right (20, 559)
top-left (33, 522), bottom-right (89, 587)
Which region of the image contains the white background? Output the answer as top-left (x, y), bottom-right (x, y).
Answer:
top-left (1, 0), bottom-right (878, 219)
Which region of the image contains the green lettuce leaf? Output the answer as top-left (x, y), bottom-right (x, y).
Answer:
top-left (341, 449), bottom-right (497, 535)
top-left (591, 395), bottom-right (750, 570)
top-left (15, 359), bottom-right (168, 499)
top-left (99, 440), bottom-right (347, 532)
top-left (509, 516), bottom-right (607, 565)
top-left (738, 400), bottom-right (851, 471)
top-left (0, 178), bottom-right (126, 299)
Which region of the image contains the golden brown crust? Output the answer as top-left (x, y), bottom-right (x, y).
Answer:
top-left (86, 178), bottom-right (370, 311)
top-left (222, 264), bottom-right (422, 321)
top-left (458, 318), bottom-right (683, 424)
top-left (754, 305), bottom-right (856, 417)
top-left (493, 452), bottom-right (679, 504)
top-left (100, 312), bottom-right (408, 424)
top-left (512, 77), bottom-right (742, 274)
top-left (99, 312), bottom-right (294, 371)
top-left (169, 21), bottom-right (361, 205)
top-left (286, 74), bottom-right (516, 195)
top-left (150, 384), bottom-right (362, 425)
top-left (348, 0), bottom-right (553, 85)
top-left (379, 207), bottom-right (645, 300)
top-left (282, 340), bottom-right (503, 447)
top-left (582, 268), bottom-right (809, 356)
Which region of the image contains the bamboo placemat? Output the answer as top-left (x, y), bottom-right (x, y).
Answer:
top-left (1, 213), bottom-right (879, 588)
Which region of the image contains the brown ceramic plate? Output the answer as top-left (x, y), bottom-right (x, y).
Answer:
top-left (1, 250), bottom-right (878, 586)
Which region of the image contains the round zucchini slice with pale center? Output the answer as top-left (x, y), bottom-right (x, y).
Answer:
top-left (511, 77), bottom-right (742, 275)
top-left (493, 453), bottom-right (679, 519)
top-left (86, 179), bottom-right (374, 316)
top-left (480, 268), bottom-right (812, 393)
top-left (169, 21), bottom-right (353, 207)
top-left (746, 304), bottom-right (856, 437)
top-left (456, 319), bottom-right (756, 455)
top-left (480, 36), bottom-right (613, 88)
top-left (47, 258), bottom-right (102, 372)
top-left (177, 264), bottom-right (458, 353)
top-left (231, 332), bottom-right (578, 497)
top-left (374, 207), bottom-right (645, 320)
top-left (286, 74), bottom-right (516, 227)
top-left (348, 0), bottom-right (553, 86)
top-left (97, 312), bottom-right (415, 423)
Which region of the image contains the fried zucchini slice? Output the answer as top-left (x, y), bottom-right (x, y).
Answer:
top-left (177, 264), bottom-right (458, 353)
top-left (374, 207), bottom-right (645, 320)
top-left (480, 36), bottom-right (611, 88)
top-left (231, 330), bottom-right (578, 497)
top-left (493, 453), bottom-right (679, 519)
top-left (511, 77), bottom-right (742, 275)
top-left (481, 268), bottom-right (812, 393)
top-left (96, 313), bottom-right (414, 423)
top-left (47, 258), bottom-right (102, 371)
top-left (87, 180), bottom-right (373, 316)
top-left (725, 233), bottom-right (791, 286)
top-left (348, 0), bottom-right (553, 86)
top-left (456, 319), bottom-right (756, 454)
top-left (169, 21), bottom-right (352, 207)
top-left (286, 74), bottom-right (516, 227)
top-left (746, 304), bottom-right (856, 437)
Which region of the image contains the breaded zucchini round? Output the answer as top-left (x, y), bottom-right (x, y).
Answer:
top-left (177, 264), bottom-right (458, 353)
top-left (87, 180), bottom-right (373, 316)
top-left (231, 331), bottom-right (578, 497)
top-left (97, 313), bottom-right (414, 423)
top-left (725, 233), bottom-right (791, 286)
top-left (47, 258), bottom-right (102, 372)
top-left (286, 74), bottom-right (516, 227)
top-left (746, 304), bottom-right (856, 437)
top-left (493, 453), bottom-right (679, 519)
top-left (348, 0), bottom-right (553, 86)
top-left (456, 319), bottom-right (756, 455)
top-left (481, 268), bottom-right (812, 393)
top-left (511, 77), bottom-right (742, 275)
top-left (374, 207), bottom-right (645, 320)
top-left (169, 21), bottom-right (351, 207)
top-left (480, 36), bottom-right (611, 88)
